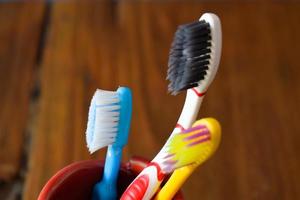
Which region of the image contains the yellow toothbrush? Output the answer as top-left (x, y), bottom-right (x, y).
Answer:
top-left (155, 118), bottom-right (221, 200)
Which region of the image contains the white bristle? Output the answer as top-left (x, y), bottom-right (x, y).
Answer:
top-left (86, 89), bottom-right (120, 153)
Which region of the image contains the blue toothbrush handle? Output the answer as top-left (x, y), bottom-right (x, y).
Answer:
top-left (93, 145), bottom-right (122, 200)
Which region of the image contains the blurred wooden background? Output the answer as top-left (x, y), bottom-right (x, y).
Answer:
top-left (0, 1), bottom-right (300, 200)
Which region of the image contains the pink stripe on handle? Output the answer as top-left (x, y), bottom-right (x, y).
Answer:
top-left (163, 159), bottom-right (178, 167)
top-left (163, 165), bottom-right (174, 174)
top-left (184, 129), bottom-right (209, 141)
top-left (188, 136), bottom-right (211, 147)
top-left (192, 88), bottom-right (206, 97)
top-left (181, 124), bottom-right (206, 134)
top-left (147, 162), bottom-right (165, 181)
top-left (175, 123), bottom-right (185, 131)
top-left (164, 153), bottom-right (175, 159)
top-left (120, 174), bottom-right (149, 200)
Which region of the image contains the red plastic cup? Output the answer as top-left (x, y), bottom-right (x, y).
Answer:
top-left (38, 156), bottom-right (184, 200)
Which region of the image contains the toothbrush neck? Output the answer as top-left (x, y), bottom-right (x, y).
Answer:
top-left (152, 88), bottom-right (205, 163)
top-left (103, 145), bottom-right (123, 185)
top-left (176, 88), bottom-right (205, 129)
top-left (191, 88), bottom-right (206, 97)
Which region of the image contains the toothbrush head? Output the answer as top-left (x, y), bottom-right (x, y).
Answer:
top-left (86, 87), bottom-right (132, 153)
top-left (161, 118), bottom-right (221, 172)
top-left (167, 13), bottom-right (222, 95)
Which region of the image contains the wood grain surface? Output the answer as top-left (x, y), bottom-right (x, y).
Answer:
top-left (0, 3), bottom-right (45, 181)
top-left (0, 1), bottom-right (299, 200)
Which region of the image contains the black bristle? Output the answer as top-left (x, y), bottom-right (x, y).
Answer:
top-left (167, 20), bottom-right (211, 95)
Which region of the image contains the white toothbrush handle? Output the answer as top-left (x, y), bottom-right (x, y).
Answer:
top-left (152, 88), bottom-right (205, 162)
top-left (120, 163), bottom-right (165, 200)
top-left (171, 13), bottom-right (222, 132)
top-left (122, 13), bottom-right (221, 200)
top-left (121, 90), bottom-right (204, 200)
top-left (120, 91), bottom-right (204, 200)
top-left (176, 89), bottom-right (205, 130)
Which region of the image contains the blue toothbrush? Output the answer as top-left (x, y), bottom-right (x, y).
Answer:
top-left (86, 87), bottom-right (132, 200)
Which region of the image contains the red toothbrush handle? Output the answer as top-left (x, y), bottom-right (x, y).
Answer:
top-left (121, 174), bottom-right (149, 200)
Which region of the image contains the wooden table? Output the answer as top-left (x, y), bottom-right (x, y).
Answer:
top-left (0, 1), bottom-right (299, 200)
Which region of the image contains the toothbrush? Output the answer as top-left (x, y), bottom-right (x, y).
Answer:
top-left (160, 13), bottom-right (222, 200)
top-left (86, 87), bottom-right (132, 200)
top-left (167, 13), bottom-right (222, 129)
top-left (121, 13), bottom-right (222, 200)
top-left (154, 118), bottom-right (221, 200)
top-left (122, 13), bottom-right (222, 199)
top-left (121, 119), bottom-right (216, 200)
top-left (163, 13), bottom-right (222, 199)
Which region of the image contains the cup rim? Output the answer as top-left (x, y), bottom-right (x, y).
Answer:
top-left (38, 159), bottom-right (184, 200)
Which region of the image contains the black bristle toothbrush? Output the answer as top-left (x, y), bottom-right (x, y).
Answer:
top-left (156, 13), bottom-right (222, 200)
top-left (120, 13), bottom-right (222, 200)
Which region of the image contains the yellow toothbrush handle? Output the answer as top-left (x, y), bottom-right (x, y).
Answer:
top-left (155, 118), bottom-right (221, 200)
top-left (155, 164), bottom-right (197, 200)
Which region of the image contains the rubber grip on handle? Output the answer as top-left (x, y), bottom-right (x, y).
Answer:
top-left (121, 174), bottom-right (149, 200)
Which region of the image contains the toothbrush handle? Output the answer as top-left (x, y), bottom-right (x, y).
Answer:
top-left (155, 164), bottom-right (197, 200)
top-left (103, 145), bottom-right (122, 184)
top-left (151, 90), bottom-right (204, 200)
top-left (176, 89), bottom-right (204, 130)
top-left (121, 163), bottom-right (165, 200)
top-left (93, 145), bottom-right (122, 200)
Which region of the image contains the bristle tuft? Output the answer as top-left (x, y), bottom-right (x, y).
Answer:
top-left (167, 20), bottom-right (212, 95)
top-left (86, 89), bottom-right (120, 153)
